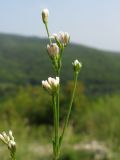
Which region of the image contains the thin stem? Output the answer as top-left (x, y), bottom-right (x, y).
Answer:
top-left (53, 47), bottom-right (64, 159)
top-left (59, 72), bottom-right (78, 148)
top-left (54, 48), bottom-right (64, 159)
top-left (45, 23), bottom-right (52, 44)
top-left (60, 45), bottom-right (64, 59)
top-left (10, 154), bottom-right (16, 160)
top-left (12, 157), bottom-right (16, 160)
top-left (56, 81), bottom-right (60, 155)
top-left (53, 95), bottom-right (58, 158)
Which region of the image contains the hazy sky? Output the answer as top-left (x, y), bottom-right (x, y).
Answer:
top-left (0, 0), bottom-right (120, 51)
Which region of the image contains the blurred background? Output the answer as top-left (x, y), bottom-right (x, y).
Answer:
top-left (0, 0), bottom-right (120, 159)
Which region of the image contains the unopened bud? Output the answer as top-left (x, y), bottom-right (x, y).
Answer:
top-left (9, 130), bottom-right (14, 141)
top-left (47, 43), bottom-right (59, 57)
top-left (2, 132), bottom-right (10, 143)
top-left (72, 60), bottom-right (82, 73)
top-left (42, 80), bottom-right (52, 93)
top-left (42, 8), bottom-right (49, 24)
top-left (8, 140), bottom-right (16, 149)
top-left (0, 134), bottom-right (7, 144)
top-left (59, 32), bottom-right (70, 46)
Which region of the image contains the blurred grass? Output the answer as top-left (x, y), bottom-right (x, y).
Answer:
top-left (0, 85), bottom-right (120, 159)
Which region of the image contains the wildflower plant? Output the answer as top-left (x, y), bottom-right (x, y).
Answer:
top-left (0, 8), bottom-right (82, 160)
top-left (42, 8), bottom-right (82, 160)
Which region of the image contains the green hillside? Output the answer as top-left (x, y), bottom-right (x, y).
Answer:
top-left (0, 33), bottom-right (120, 95)
top-left (0, 33), bottom-right (120, 159)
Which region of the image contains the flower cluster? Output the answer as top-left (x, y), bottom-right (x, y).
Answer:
top-left (52, 32), bottom-right (70, 47)
top-left (42, 8), bottom-right (71, 76)
top-left (47, 31), bottom-right (70, 58)
top-left (42, 77), bottom-right (60, 95)
top-left (0, 130), bottom-right (16, 157)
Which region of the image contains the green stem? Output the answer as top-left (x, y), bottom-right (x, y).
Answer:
top-left (59, 72), bottom-right (78, 149)
top-left (53, 48), bottom-right (64, 159)
top-left (45, 23), bottom-right (52, 44)
top-left (56, 82), bottom-right (60, 153)
top-left (10, 154), bottom-right (16, 160)
top-left (12, 157), bottom-right (16, 160)
top-left (53, 95), bottom-right (58, 158)
top-left (60, 45), bottom-right (64, 59)
top-left (54, 48), bottom-right (64, 159)
top-left (56, 70), bottom-right (60, 158)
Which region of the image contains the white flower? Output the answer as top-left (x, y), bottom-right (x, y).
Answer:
top-left (42, 77), bottom-right (60, 94)
top-left (0, 131), bottom-right (16, 150)
top-left (72, 59), bottom-right (82, 73)
top-left (50, 32), bottom-right (70, 47)
top-left (59, 31), bottom-right (70, 46)
top-left (42, 8), bottom-right (49, 23)
top-left (47, 43), bottom-right (59, 57)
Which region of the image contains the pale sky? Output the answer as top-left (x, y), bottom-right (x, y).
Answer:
top-left (0, 0), bottom-right (120, 51)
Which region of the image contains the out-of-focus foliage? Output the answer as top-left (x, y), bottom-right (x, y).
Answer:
top-left (0, 33), bottom-right (120, 159)
top-left (0, 33), bottom-right (120, 96)
top-left (0, 84), bottom-right (120, 152)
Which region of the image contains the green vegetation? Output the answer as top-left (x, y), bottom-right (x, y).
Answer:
top-left (0, 33), bottom-right (120, 159)
top-left (0, 33), bottom-right (120, 95)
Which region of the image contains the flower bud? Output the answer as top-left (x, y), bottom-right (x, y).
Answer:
top-left (42, 77), bottom-right (60, 95)
top-left (2, 132), bottom-right (10, 143)
top-left (59, 32), bottom-right (70, 46)
top-left (72, 60), bottom-right (82, 73)
top-left (9, 130), bottom-right (14, 141)
top-left (8, 140), bottom-right (16, 156)
top-left (0, 134), bottom-right (7, 144)
top-left (8, 140), bottom-right (16, 150)
top-left (48, 77), bottom-right (59, 88)
top-left (42, 80), bottom-right (52, 93)
top-left (42, 8), bottom-right (49, 24)
top-left (47, 43), bottom-right (59, 57)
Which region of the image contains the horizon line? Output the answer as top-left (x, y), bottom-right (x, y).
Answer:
top-left (0, 31), bottom-right (120, 54)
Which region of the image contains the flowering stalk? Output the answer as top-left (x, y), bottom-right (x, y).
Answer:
top-left (59, 72), bottom-right (78, 148)
top-left (42, 77), bottom-right (60, 160)
top-left (41, 8), bottom-right (82, 160)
